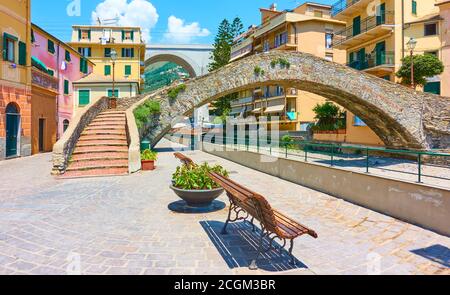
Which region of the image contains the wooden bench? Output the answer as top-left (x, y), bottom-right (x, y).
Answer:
top-left (209, 172), bottom-right (318, 270)
top-left (174, 152), bottom-right (196, 167)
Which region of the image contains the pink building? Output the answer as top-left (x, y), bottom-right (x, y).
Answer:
top-left (31, 24), bottom-right (94, 139)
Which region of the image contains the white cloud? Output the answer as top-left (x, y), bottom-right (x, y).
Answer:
top-left (164, 15), bottom-right (210, 44)
top-left (91, 0), bottom-right (158, 43)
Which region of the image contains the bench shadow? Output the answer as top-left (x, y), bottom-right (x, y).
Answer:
top-left (411, 244), bottom-right (450, 268)
top-left (200, 220), bottom-right (308, 272)
top-left (168, 201), bottom-right (226, 214)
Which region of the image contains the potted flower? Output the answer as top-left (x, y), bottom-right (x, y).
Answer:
top-left (170, 163), bottom-right (228, 207)
top-left (141, 149), bottom-right (158, 171)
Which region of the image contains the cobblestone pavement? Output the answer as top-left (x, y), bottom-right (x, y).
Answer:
top-left (0, 139), bottom-right (449, 275)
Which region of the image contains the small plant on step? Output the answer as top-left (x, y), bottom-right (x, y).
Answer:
top-left (254, 66), bottom-right (265, 76)
top-left (270, 58), bottom-right (291, 69)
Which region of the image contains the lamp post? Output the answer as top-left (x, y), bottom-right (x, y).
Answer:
top-left (406, 37), bottom-right (417, 90)
top-left (110, 49), bottom-right (118, 108)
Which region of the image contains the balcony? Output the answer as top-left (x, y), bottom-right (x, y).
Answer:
top-left (31, 68), bottom-right (59, 93)
top-left (331, 0), bottom-right (373, 19)
top-left (231, 96), bottom-right (254, 107)
top-left (348, 51), bottom-right (395, 75)
top-left (332, 12), bottom-right (394, 49)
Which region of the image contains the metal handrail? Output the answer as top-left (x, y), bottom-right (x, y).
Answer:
top-left (347, 51), bottom-right (395, 70)
top-left (331, 0), bottom-right (362, 16)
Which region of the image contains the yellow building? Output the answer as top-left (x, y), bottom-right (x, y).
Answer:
top-left (230, 2), bottom-right (346, 132)
top-left (330, 0), bottom-right (445, 145)
top-left (69, 25), bottom-right (145, 109)
top-left (0, 0), bottom-right (32, 159)
top-left (436, 0), bottom-right (450, 97)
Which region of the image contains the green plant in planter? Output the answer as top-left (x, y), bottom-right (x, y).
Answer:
top-left (271, 58), bottom-right (291, 69)
top-left (167, 84), bottom-right (186, 100)
top-left (141, 149), bottom-right (158, 161)
top-left (172, 163), bottom-right (229, 190)
top-left (254, 66), bottom-right (265, 76)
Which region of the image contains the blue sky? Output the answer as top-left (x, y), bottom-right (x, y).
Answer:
top-left (32, 0), bottom-right (336, 44)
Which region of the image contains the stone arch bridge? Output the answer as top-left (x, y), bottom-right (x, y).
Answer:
top-left (144, 51), bottom-right (449, 151)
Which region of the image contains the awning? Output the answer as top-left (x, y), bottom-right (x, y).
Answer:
top-left (31, 56), bottom-right (48, 73)
top-left (264, 105), bottom-right (285, 114)
top-left (252, 108), bottom-right (262, 114)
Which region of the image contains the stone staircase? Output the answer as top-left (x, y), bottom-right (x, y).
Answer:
top-left (60, 110), bottom-right (129, 178)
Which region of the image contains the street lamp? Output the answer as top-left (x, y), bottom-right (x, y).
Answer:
top-left (407, 37), bottom-right (417, 89)
top-left (110, 49), bottom-right (118, 108)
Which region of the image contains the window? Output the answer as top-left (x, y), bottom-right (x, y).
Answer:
top-left (325, 31), bottom-right (333, 49)
top-left (353, 16), bottom-right (361, 36)
top-left (314, 10), bottom-right (323, 18)
top-left (79, 29), bottom-right (91, 40)
top-left (78, 47), bottom-right (91, 57)
top-left (104, 48), bottom-right (111, 57)
top-left (274, 32), bottom-right (288, 48)
top-left (64, 80), bottom-right (70, 95)
top-left (424, 23), bottom-right (438, 36)
top-left (424, 82), bottom-right (441, 95)
top-left (48, 39), bottom-right (55, 54)
top-left (65, 50), bottom-right (71, 62)
top-left (412, 0), bottom-right (417, 15)
top-left (124, 65), bottom-right (132, 76)
top-left (122, 48), bottom-right (134, 58)
top-left (353, 116), bottom-right (367, 127)
top-left (78, 90), bottom-right (90, 106)
top-left (80, 58), bottom-right (88, 74)
top-left (108, 89), bottom-right (119, 97)
top-left (104, 65), bottom-right (111, 76)
top-left (425, 51), bottom-right (438, 57)
top-left (263, 40), bottom-right (270, 52)
top-left (63, 120), bottom-right (70, 133)
top-left (122, 30), bottom-right (134, 41)
top-left (3, 33), bottom-right (18, 62)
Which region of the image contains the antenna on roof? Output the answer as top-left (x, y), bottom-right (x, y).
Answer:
top-left (101, 15), bottom-right (120, 26)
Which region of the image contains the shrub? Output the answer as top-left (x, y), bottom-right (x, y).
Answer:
top-left (141, 149), bottom-right (158, 161)
top-left (134, 100), bottom-right (161, 129)
top-left (168, 84), bottom-right (186, 100)
top-left (172, 163), bottom-right (229, 190)
top-left (270, 58), bottom-right (291, 69)
top-left (396, 54), bottom-right (444, 88)
top-left (254, 66), bottom-right (265, 76)
top-left (312, 102), bottom-right (346, 132)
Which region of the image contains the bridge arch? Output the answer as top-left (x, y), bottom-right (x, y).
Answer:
top-left (146, 51), bottom-right (449, 150)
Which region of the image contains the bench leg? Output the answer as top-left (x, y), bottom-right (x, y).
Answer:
top-left (221, 202), bottom-right (233, 235)
top-left (288, 239), bottom-right (296, 266)
top-left (249, 229), bottom-right (265, 270)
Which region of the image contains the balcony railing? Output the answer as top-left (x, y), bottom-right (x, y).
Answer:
top-left (31, 68), bottom-right (59, 92)
top-left (332, 11), bottom-right (394, 47)
top-left (331, 0), bottom-right (362, 16)
top-left (231, 96), bottom-right (254, 106)
top-left (347, 51), bottom-right (395, 71)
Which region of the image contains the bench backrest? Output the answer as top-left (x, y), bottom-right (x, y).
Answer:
top-left (174, 153), bottom-right (195, 167)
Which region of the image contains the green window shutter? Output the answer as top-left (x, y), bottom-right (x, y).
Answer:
top-left (131, 48), bottom-right (134, 58)
top-left (104, 48), bottom-right (111, 57)
top-left (65, 50), bottom-right (71, 62)
top-left (353, 16), bottom-right (361, 36)
top-left (125, 65), bottom-right (131, 75)
top-left (104, 65), bottom-right (111, 76)
top-left (87, 47), bottom-right (92, 57)
top-left (83, 59), bottom-right (88, 74)
top-left (47, 69), bottom-right (54, 76)
top-left (78, 29), bottom-right (82, 40)
top-left (79, 90), bottom-right (90, 106)
top-left (18, 41), bottom-right (26, 66)
top-left (412, 1), bottom-right (417, 15)
top-left (121, 48), bottom-right (125, 57)
top-left (108, 89), bottom-right (119, 97)
top-left (122, 30), bottom-right (125, 41)
top-left (64, 80), bottom-right (69, 95)
top-left (87, 30), bottom-right (91, 40)
top-left (130, 31), bottom-right (134, 41)
top-left (3, 34), bottom-right (7, 60)
top-left (48, 39), bottom-right (55, 54)
top-left (424, 82), bottom-right (441, 95)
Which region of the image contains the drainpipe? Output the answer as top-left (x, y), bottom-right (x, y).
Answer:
top-left (401, 0), bottom-right (405, 60)
top-left (56, 42), bottom-right (61, 140)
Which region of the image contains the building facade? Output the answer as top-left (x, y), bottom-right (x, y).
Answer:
top-left (69, 25), bottom-right (145, 109)
top-left (0, 0), bottom-right (32, 160)
top-left (30, 24), bottom-right (94, 154)
top-left (230, 3), bottom-right (347, 132)
top-left (435, 0), bottom-right (450, 97)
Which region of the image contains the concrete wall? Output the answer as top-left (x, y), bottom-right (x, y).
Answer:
top-left (202, 142), bottom-right (450, 236)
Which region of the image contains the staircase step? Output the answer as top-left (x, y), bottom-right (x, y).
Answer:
top-left (73, 146), bottom-right (128, 154)
top-left (71, 152), bottom-right (128, 162)
top-left (79, 135), bottom-right (127, 141)
top-left (85, 126), bottom-right (126, 131)
top-left (59, 168), bottom-right (129, 179)
top-left (100, 111), bottom-right (126, 115)
top-left (76, 140), bottom-right (128, 147)
top-left (82, 130), bottom-right (127, 136)
top-left (96, 114), bottom-right (126, 118)
top-left (89, 122), bottom-right (126, 127)
top-left (91, 119), bottom-right (126, 124)
top-left (67, 159), bottom-right (128, 171)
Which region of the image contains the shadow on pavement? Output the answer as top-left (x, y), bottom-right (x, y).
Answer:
top-left (200, 220), bottom-right (308, 272)
top-left (411, 244), bottom-right (450, 268)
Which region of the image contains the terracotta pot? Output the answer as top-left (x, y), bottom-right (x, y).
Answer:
top-left (141, 160), bottom-right (155, 171)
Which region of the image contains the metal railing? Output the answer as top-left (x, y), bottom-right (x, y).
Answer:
top-left (201, 135), bottom-right (450, 188)
top-left (331, 0), bottom-right (362, 16)
top-left (31, 68), bottom-right (59, 92)
top-left (332, 11), bottom-right (395, 47)
top-left (348, 51), bottom-right (395, 71)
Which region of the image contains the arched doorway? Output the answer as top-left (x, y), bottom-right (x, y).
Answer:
top-left (5, 103), bottom-right (21, 158)
top-left (63, 119), bottom-right (70, 133)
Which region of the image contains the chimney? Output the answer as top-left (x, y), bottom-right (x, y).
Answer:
top-left (270, 3), bottom-right (277, 11)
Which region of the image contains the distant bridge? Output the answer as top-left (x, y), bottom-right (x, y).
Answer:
top-left (145, 44), bottom-right (213, 77)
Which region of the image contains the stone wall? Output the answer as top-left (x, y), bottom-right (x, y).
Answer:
top-left (132, 51), bottom-right (449, 150)
top-left (52, 96), bottom-right (109, 175)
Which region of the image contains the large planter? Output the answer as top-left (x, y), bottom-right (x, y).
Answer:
top-left (170, 185), bottom-right (224, 207)
top-left (141, 160), bottom-right (155, 171)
